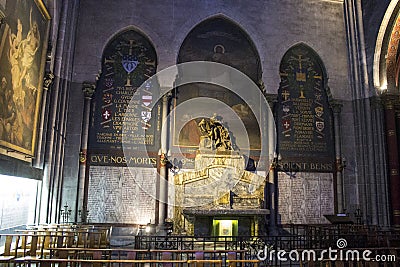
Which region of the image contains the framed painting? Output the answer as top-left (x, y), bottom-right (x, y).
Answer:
top-left (0, 0), bottom-right (50, 156)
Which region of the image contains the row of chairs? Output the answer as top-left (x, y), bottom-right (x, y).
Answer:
top-left (10, 249), bottom-right (260, 267)
top-left (0, 224), bottom-right (112, 266)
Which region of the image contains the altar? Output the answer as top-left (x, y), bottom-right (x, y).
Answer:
top-left (173, 117), bottom-right (269, 236)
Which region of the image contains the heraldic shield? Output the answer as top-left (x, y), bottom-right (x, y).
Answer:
top-left (122, 55), bottom-right (139, 73)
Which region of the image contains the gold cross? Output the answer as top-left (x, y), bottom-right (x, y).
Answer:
top-left (282, 90), bottom-right (290, 101)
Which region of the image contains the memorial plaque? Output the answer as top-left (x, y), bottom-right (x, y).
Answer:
top-left (87, 167), bottom-right (156, 223)
top-left (277, 44), bottom-right (334, 172)
top-left (278, 172), bottom-right (334, 224)
top-left (88, 30), bottom-right (159, 166)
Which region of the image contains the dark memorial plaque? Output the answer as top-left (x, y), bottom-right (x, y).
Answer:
top-left (88, 30), bottom-right (159, 166)
top-left (277, 44), bottom-right (334, 172)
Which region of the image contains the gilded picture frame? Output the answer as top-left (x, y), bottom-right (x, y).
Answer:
top-left (0, 0), bottom-right (50, 156)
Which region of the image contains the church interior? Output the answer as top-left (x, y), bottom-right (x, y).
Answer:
top-left (0, 0), bottom-right (399, 266)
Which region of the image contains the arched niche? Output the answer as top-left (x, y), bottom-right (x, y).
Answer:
top-left (178, 16), bottom-right (261, 83)
top-left (173, 16), bottom-right (264, 167)
top-left (276, 43), bottom-right (336, 224)
top-left (277, 43), bottom-right (334, 171)
top-left (85, 28), bottom-right (160, 225)
top-left (88, 28), bottom-right (158, 165)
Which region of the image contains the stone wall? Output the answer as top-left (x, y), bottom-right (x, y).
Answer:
top-left (278, 172), bottom-right (334, 224)
top-left (87, 166), bottom-right (156, 224)
top-left (72, 0), bottom-right (349, 100)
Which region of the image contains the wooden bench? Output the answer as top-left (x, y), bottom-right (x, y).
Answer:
top-left (14, 257), bottom-right (188, 267)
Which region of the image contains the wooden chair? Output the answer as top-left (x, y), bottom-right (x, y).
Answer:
top-left (121, 251), bottom-right (137, 267)
top-left (13, 235), bottom-right (43, 262)
top-left (76, 231), bottom-right (89, 248)
top-left (14, 235), bottom-right (32, 258)
top-left (88, 232), bottom-right (102, 248)
top-left (226, 251), bottom-right (236, 267)
top-left (162, 251), bottom-right (173, 267)
top-left (38, 233), bottom-right (56, 258)
top-left (226, 259), bottom-right (260, 267)
top-left (99, 227), bottom-right (111, 248)
top-left (0, 236), bottom-right (14, 267)
top-left (191, 251), bottom-right (205, 267)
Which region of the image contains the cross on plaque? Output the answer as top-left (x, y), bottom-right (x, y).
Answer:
top-left (282, 90), bottom-right (290, 101)
top-left (103, 110), bottom-right (111, 120)
top-left (125, 40), bottom-right (136, 87)
top-left (297, 55), bottom-right (307, 70)
top-left (283, 121), bottom-right (290, 128)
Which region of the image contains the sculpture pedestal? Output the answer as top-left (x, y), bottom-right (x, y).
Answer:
top-left (173, 151), bottom-right (268, 235)
top-left (195, 150), bottom-right (244, 170)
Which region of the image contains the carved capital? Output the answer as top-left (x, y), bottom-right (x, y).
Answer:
top-left (79, 150), bottom-right (86, 164)
top-left (82, 81), bottom-right (95, 98)
top-left (258, 79), bottom-right (266, 94)
top-left (43, 72), bottom-right (55, 91)
top-left (95, 69), bottom-right (102, 82)
top-left (46, 42), bottom-right (53, 63)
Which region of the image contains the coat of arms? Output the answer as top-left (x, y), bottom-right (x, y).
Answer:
top-left (105, 77), bottom-right (114, 88)
top-left (102, 93), bottom-right (113, 104)
top-left (315, 106), bottom-right (324, 117)
top-left (142, 95), bottom-right (152, 107)
top-left (316, 121), bottom-right (324, 132)
top-left (122, 55), bottom-right (139, 73)
top-left (141, 111), bottom-right (152, 122)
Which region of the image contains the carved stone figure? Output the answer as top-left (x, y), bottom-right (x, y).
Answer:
top-left (198, 115), bottom-right (233, 151)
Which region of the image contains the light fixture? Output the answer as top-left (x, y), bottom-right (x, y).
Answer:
top-left (145, 224), bottom-right (151, 233)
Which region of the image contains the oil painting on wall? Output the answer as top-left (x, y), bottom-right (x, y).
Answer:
top-left (0, 0), bottom-right (50, 155)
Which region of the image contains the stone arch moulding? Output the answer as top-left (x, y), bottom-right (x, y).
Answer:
top-left (176, 15), bottom-right (262, 85)
top-left (279, 42), bottom-right (333, 103)
top-left (174, 13), bottom-right (264, 80)
top-left (374, 0), bottom-right (400, 92)
top-left (100, 26), bottom-right (159, 72)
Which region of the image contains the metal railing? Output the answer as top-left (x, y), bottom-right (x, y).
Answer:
top-left (133, 224), bottom-right (400, 266)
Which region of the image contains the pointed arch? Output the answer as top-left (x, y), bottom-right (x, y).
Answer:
top-left (276, 43), bottom-right (336, 224)
top-left (172, 16), bottom-right (263, 154)
top-left (101, 27), bottom-right (158, 69)
top-left (177, 15), bottom-right (262, 83)
top-left (89, 28), bottom-right (158, 151)
top-left (374, 0), bottom-right (400, 92)
top-left (277, 42), bottom-right (335, 168)
top-left (279, 42), bottom-right (332, 103)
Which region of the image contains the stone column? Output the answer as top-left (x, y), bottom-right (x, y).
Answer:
top-left (33, 72), bottom-right (55, 169)
top-left (158, 94), bottom-right (169, 228)
top-left (331, 101), bottom-right (345, 213)
top-left (382, 95), bottom-right (400, 226)
top-left (77, 81), bottom-right (95, 222)
top-left (265, 94), bottom-right (278, 233)
top-left (371, 96), bottom-right (390, 226)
